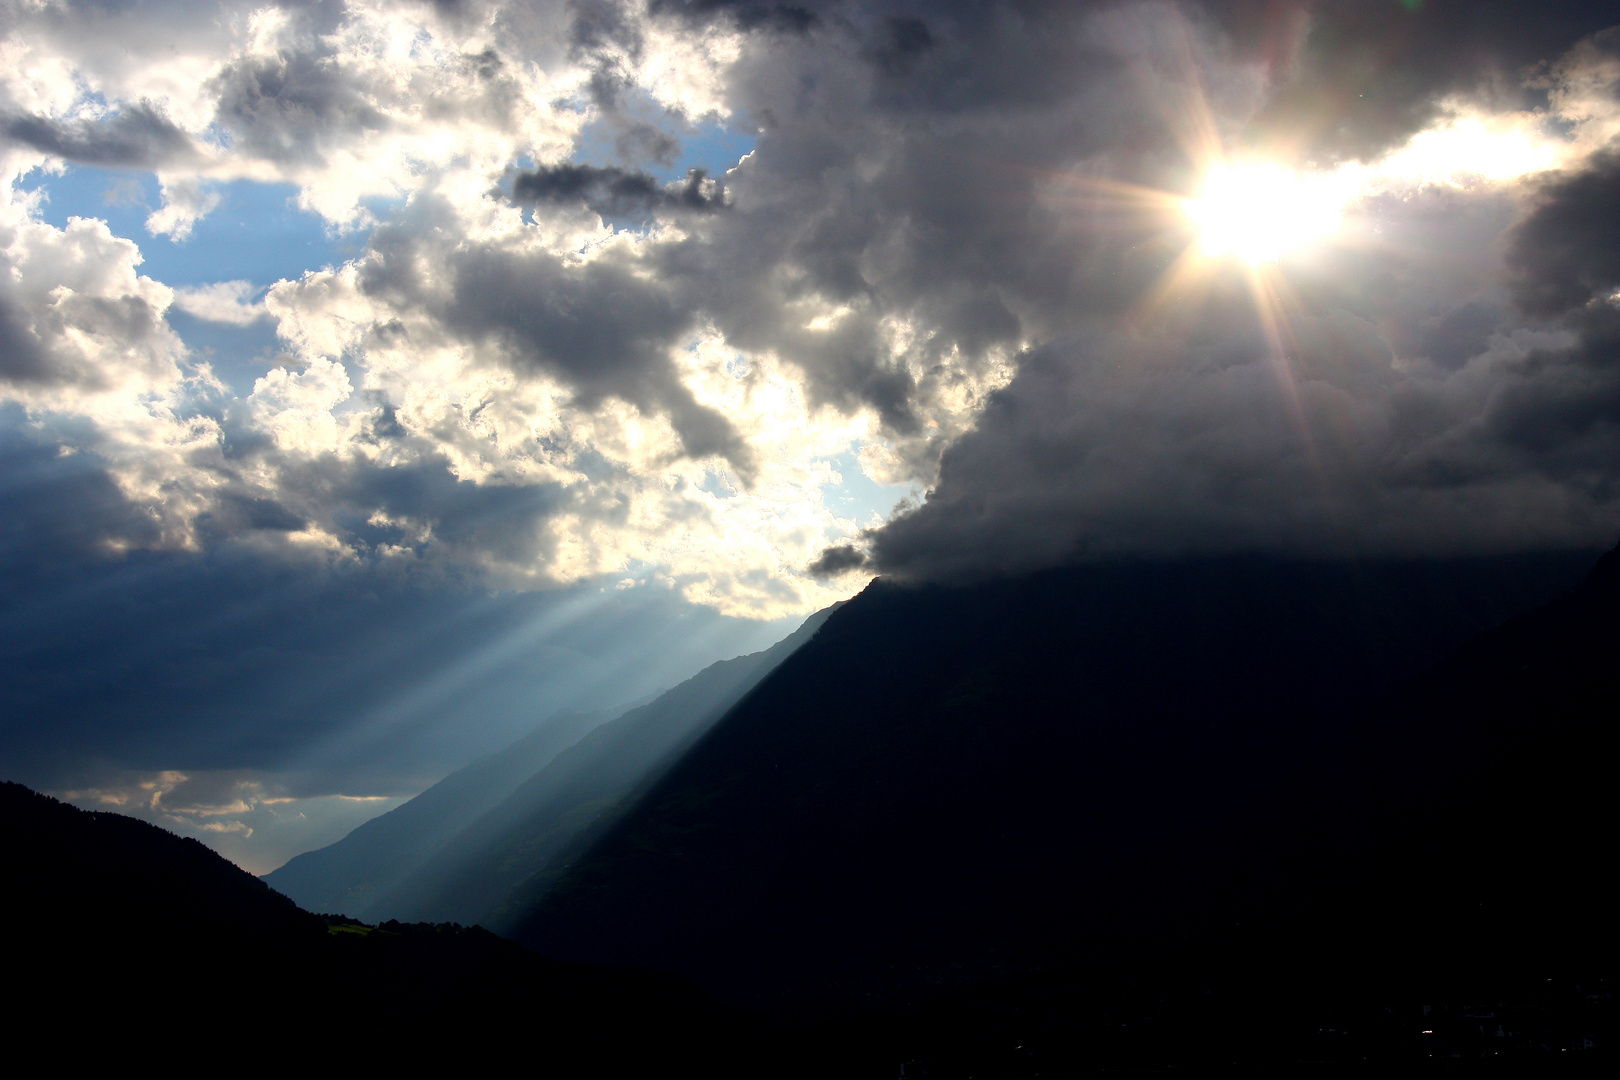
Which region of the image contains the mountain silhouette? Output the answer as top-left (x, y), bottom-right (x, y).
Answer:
top-left (507, 550), bottom-right (1608, 1011)
top-left (266, 603), bottom-right (837, 925)
top-left (2, 780), bottom-right (770, 1072)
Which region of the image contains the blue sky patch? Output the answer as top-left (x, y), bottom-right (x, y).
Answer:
top-left (822, 448), bottom-right (916, 530)
top-left (666, 119), bottom-right (757, 182)
top-left (166, 309), bottom-right (286, 395)
top-left (18, 165), bottom-right (355, 288)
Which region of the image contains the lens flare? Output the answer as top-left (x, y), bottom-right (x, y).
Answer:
top-left (1185, 162), bottom-right (1346, 265)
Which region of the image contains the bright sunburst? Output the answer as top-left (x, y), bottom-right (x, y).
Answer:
top-left (1184, 162), bottom-right (1347, 265)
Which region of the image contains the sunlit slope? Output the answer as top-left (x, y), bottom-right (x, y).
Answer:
top-left (264, 704), bottom-right (616, 913)
top-left (364, 603), bottom-right (842, 927)
top-left (267, 609), bottom-right (833, 924)
top-left (510, 551), bottom-right (1601, 1001)
top-left (266, 608), bottom-right (830, 921)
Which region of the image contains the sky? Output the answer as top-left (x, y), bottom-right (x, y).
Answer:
top-left (3, 0), bottom-right (1619, 872)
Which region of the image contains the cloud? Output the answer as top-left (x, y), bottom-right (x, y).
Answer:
top-left (210, 49), bottom-right (392, 170)
top-left (4, 1), bottom-right (1618, 608)
top-left (511, 163), bottom-right (727, 216)
top-left (1, 100), bottom-right (198, 168)
top-left (50, 768), bottom-right (411, 874)
top-left (808, 542), bottom-right (868, 576)
top-left (171, 280), bottom-right (270, 325)
top-left (0, 197), bottom-right (184, 393)
top-left (3, 6), bottom-right (1620, 709)
top-left (6, 3), bottom-right (1620, 837)
top-left (0, 510), bottom-right (800, 815)
top-left (651, 0), bottom-right (817, 33)
top-left (145, 177), bottom-right (222, 240)
top-left (1507, 148), bottom-right (1620, 316)
top-left (5, 0), bottom-right (1617, 602)
top-left (843, 8), bottom-right (1620, 582)
top-left (870, 312), bottom-right (1620, 582)
top-left (1236, 0), bottom-right (1620, 160)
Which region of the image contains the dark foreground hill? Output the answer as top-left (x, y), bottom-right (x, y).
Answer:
top-left (0, 781), bottom-right (766, 1073)
top-left (266, 604), bottom-right (837, 925)
top-left (506, 550), bottom-right (1614, 1072)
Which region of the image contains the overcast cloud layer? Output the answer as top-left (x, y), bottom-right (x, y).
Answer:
top-left (4, 0), bottom-right (1620, 865)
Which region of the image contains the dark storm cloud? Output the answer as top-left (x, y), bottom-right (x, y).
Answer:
top-left (567, 0), bottom-right (644, 54)
top-left (211, 51), bottom-right (390, 167)
top-left (0, 543), bottom-right (789, 796)
top-left (647, 0), bottom-right (817, 35)
top-left (260, 438), bottom-right (574, 568)
top-left (426, 0), bottom-right (498, 23)
top-left (1, 101), bottom-right (197, 168)
top-left (632, 0), bottom-right (1196, 450)
top-left (511, 163), bottom-right (727, 216)
top-left (1476, 306), bottom-right (1620, 477)
top-left (444, 243), bottom-right (753, 469)
top-left (563, 0), bottom-right (1618, 581)
top-left (868, 295), bottom-right (1620, 583)
top-left (1233, 1), bottom-right (1620, 160)
top-left (807, 542), bottom-right (868, 577)
top-left (0, 297), bottom-right (51, 386)
top-left (208, 494), bottom-right (308, 534)
top-left (1415, 302), bottom-right (1498, 372)
top-left (865, 15), bottom-right (933, 78)
top-left (0, 417), bottom-right (163, 567)
top-left (1506, 149), bottom-right (1620, 317)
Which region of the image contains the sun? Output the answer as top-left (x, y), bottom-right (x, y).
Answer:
top-left (1184, 161), bottom-right (1346, 265)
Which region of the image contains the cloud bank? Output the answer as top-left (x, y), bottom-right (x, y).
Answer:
top-left (4, 1), bottom-right (1620, 862)
top-left (5, 2), bottom-right (1612, 603)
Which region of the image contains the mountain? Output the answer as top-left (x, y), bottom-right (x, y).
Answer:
top-left (10, 545), bottom-right (1611, 1074)
top-left (1332, 538), bottom-right (1619, 970)
top-left (266, 603), bottom-right (838, 925)
top-left (507, 550), bottom-right (1608, 1011)
top-left (361, 601), bottom-right (841, 927)
top-left (2, 780), bottom-right (768, 1072)
top-left (263, 702), bottom-right (624, 914)
top-left (6, 778), bottom-right (319, 965)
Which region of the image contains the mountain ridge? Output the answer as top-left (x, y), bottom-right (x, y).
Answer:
top-left (509, 549), bottom-right (1609, 1001)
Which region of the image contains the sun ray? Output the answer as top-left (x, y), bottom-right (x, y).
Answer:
top-left (1126, 242), bottom-right (1216, 328)
top-left (1244, 262), bottom-right (1332, 500)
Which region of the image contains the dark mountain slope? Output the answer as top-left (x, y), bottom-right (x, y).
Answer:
top-left (264, 702), bottom-right (618, 913)
top-left (1333, 540), bottom-right (1620, 974)
top-left (511, 551), bottom-right (1601, 1003)
top-left (6, 778), bottom-right (320, 960)
top-left (2, 781), bottom-right (771, 1073)
top-left (372, 601), bottom-right (840, 927)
